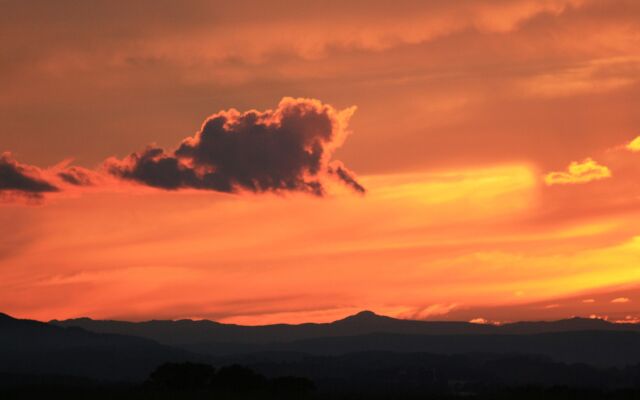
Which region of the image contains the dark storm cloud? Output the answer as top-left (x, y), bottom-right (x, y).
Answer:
top-left (107, 98), bottom-right (365, 195)
top-left (0, 153), bottom-right (58, 197)
top-left (107, 146), bottom-right (230, 191)
top-left (0, 98), bottom-right (364, 203)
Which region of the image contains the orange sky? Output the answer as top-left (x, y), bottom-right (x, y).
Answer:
top-left (2, 0), bottom-right (640, 324)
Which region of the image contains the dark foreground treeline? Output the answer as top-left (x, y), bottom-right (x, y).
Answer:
top-left (0, 363), bottom-right (315, 400)
top-left (3, 360), bottom-right (640, 400)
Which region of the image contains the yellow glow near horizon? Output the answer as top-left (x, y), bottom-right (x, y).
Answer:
top-left (627, 136), bottom-right (640, 152)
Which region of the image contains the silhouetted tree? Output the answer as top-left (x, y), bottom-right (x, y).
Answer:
top-left (215, 364), bottom-right (268, 392)
top-left (269, 376), bottom-right (316, 396)
top-left (147, 362), bottom-right (216, 390)
top-left (145, 362), bottom-right (315, 398)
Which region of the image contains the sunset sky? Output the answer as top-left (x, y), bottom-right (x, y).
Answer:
top-left (2, 0), bottom-right (640, 325)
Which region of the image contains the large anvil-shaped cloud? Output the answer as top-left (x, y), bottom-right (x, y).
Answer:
top-left (106, 98), bottom-right (365, 195)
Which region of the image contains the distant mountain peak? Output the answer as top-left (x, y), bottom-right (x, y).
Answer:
top-left (50, 317), bottom-right (94, 323)
top-left (354, 310), bottom-right (378, 317)
top-left (337, 310), bottom-right (391, 323)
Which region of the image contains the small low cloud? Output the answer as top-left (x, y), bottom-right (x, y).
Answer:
top-left (582, 298), bottom-right (596, 303)
top-left (617, 315), bottom-right (640, 324)
top-left (611, 297), bottom-right (631, 303)
top-left (544, 158), bottom-right (611, 185)
top-left (469, 317), bottom-right (501, 325)
top-left (0, 153), bottom-right (59, 199)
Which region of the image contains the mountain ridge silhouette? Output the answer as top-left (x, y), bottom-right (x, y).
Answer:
top-left (51, 309), bottom-right (636, 346)
top-left (0, 312), bottom-right (199, 381)
top-left (4, 310), bottom-right (640, 384)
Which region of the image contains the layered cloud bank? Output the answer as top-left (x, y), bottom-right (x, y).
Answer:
top-left (0, 98), bottom-right (364, 201)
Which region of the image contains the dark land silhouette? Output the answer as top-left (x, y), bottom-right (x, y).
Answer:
top-left (50, 310), bottom-right (640, 366)
top-left (0, 312), bottom-right (198, 381)
top-left (52, 310), bottom-right (633, 346)
top-left (4, 311), bottom-right (640, 398)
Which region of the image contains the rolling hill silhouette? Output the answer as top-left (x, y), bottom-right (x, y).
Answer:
top-left (5, 310), bottom-right (640, 391)
top-left (52, 310), bottom-right (630, 346)
top-left (47, 310), bottom-right (640, 366)
top-left (214, 330), bottom-right (640, 367)
top-left (0, 313), bottom-right (198, 381)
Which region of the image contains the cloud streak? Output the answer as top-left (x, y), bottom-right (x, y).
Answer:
top-left (0, 153), bottom-right (58, 198)
top-left (107, 97), bottom-right (364, 196)
top-left (611, 297), bottom-right (630, 303)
